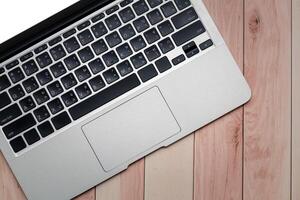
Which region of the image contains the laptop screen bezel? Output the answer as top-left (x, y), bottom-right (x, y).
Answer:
top-left (0, 0), bottom-right (115, 63)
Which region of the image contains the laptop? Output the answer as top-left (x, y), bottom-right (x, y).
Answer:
top-left (0, 0), bottom-right (251, 199)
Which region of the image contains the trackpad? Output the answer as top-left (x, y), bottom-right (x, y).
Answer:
top-left (82, 87), bottom-right (181, 172)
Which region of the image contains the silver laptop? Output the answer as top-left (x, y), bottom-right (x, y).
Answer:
top-left (0, 0), bottom-right (251, 199)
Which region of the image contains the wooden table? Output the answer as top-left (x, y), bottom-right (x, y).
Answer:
top-left (0, 0), bottom-right (298, 199)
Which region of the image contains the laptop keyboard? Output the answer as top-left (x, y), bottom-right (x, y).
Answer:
top-left (0, 0), bottom-right (214, 154)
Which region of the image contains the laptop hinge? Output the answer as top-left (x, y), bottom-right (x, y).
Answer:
top-left (0, 0), bottom-right (115, 63)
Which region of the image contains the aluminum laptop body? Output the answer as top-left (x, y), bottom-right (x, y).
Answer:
top-left (0, 0), bottom-right (251, 199)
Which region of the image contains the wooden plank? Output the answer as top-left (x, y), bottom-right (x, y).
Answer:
top-left (244, 0), bottom-right (291, 199)
top-left (144, 135), bottom-right (194, 200)
top-left (292, 0), bottom-right (300, 198)
top-left (193, 0), bottom-right (244, 199)
top-left (0, 152), bottom-right (26, 200)
top-left (96, 159), bottom-right (144, 200)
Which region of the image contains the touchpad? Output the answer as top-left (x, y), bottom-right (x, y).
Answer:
top-left (82, 87), bottom-right (181, 172)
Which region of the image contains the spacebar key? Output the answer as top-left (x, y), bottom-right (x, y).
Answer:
top-left (172, 21), bottom-right (206, 46)
top-left (69, 74), bottom-right (141, 120)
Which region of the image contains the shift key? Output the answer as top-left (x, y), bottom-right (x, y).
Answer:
top-left (3, 113), bottom-right (36, 139)
top-left (0, 104), bottom-right (22, 126)
top-left (172, 21), bottom-right (206, 46)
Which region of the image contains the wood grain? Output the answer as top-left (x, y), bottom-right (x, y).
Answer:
top-left (292, 0), bottom-right (300, 198)
top-left (0, 152), bottom-right (26, 200)
top-left (96, 159), bottom-right (144, 200)
top-left (244, 0), bottom-right (292, 199)
top-left (194, 0), bottom-right (244, 199)
top-left (144, 135), bottom-right (194, 200)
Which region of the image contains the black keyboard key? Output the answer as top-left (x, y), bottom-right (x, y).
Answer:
top-left (49, 36), bottom-right (62, 46)
top-left (75, 66), bottom-right (91, 82)
top-left (119, 24), bottom-right (136, 40)
top-left (78, 29), bottom-right (94, 46)
top-left (10, 136), bottom-right (26, 153)
top-left (50, 62), bottom-right (67, 78)
top-left (20, 52), bottom-right (34, 62)
top-left (133, 16), bottom-right (150, 33)
top-left (105, 14), bottom-right (122, 31)
top-left (22, 77), bottom-right (39, 93)
top-left (0, 75), bottom-right (11, 92)
top-left (147, 0), bottom-right (162, 8)
top-left (158, 37), bottom-right (175, 53)
top-left (172, 54), bottom-right (186, 65)
top-left (199, 39), bottom-right (214, 50)
top-left (183, 41), bottom-right (199, 58)
top-left (78, 47), bottom-right (95, 63)
top-left (89, 76), bottom-right (106, 92)
top-left (131, 53), bottom-right (147, 69)
top-left (138, 64), bottom-right (158, 82)
top-left (34, 44), bottom-right (48, 54)
top-left (92, 39), bottom-right (108, 55)
top-left (69, 74), bottom-right (140, 120)
top-left (3, 113), bottom-right (36, 139)
top-left (48, 98), bottom-right (64, 115)
top-left (174, 0), bottom-right (191, 10)
top-left (75, 83), bottom-right (92, 99)
top-left (8, 67), bottom-right (25, 84)
top-left (89, 58), bottom-right (105, 74)
top-left (120, 0), bottom-right (133, 7)
top-left (130, 36), bottom-right (147, 52)
top-left (0, 67), bottom-right (4, 74)
top-left (20, 96), bottom-right (36, 112)
top-left (133, 0), bottom-right (149, 16)
top-left (64, 54), bottom-right (80, 70)
top-left (64, 37), bottom-right (80, 53)
top-left (33, 106), bottom-right (50, 122)
top-left (116, 43), bottom-right (133, 59)
top-left (61, 74), bottom-right (78, 90)
top-left (63, 28), bottom-right (76, 38)
top-left (91, 13), bottom-right (105, 23)
top-left (22, 60), bottom-right (38, 76)
top-left (47, 81), bottom-right (64, 97)
top-left (171, 7), bottom-right (198, 29)
top-left (106, 5), bottom-right (119, 15)
top-left (51, 111), bottom-right (71, 130)
top-left (172, 21), bottom-right (206, 46)
top-left (62, 91), bottom-right (78, 107)
top-left (155, 56), bottom-right (172, 73)
top-left (103, 68), bottom-right (120, 84)
top-left (158, 20), bottom-right (174, 37)
top-left (144, 28), bottom-right (160, 44)
top-left (117, 60), bottom-right (133, 76)
top-left (77, 20), bottom-right (91, 31)
top-left (24, 129), bottom-right (40, 145)
top-left (5, 60), bottom-right (19, 70)
top-left (38, 121), bottom-right (54, 138)
top-left (0, 104), bottom-right (22, 126)
top-left (8, 84), bottom-right (25, 101)
top-left (0, 92), bottom-right (11, 109)
top-left (144, 45), bottom-right (161, 61)
top-left (147, 9), bottom-right (163, 25)
top-left (161, 1), bottom-right (177, 17)
top-left (36, 69), bottom-right (53, 86)
top-left (36, 52), bottom-right (53, 68)
top-left (102, 51), bottom-right (119, 67)
top-left (119, 7), bottom-right (135, 23)
top-left (91, 21), bottom-right (108, 38)
top-left (33, 88), bottom-right (50, 105)
top-left (50, 44), bottom-right (67, 61)
top-left (105, 31), bottom-right (122, 48)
